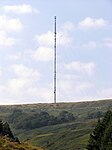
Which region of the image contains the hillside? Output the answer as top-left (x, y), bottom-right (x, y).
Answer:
top-left (0, 99), bottom-right (112, 150)
top-left (0, 99), bottom-right (112, 120)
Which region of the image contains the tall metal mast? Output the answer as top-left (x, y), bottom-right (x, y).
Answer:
top-left (54, 16), bottom-right (57, 103)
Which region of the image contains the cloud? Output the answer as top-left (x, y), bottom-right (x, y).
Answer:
top-left (59, 73), bottom-right (80, 80)
top-left (80, 37), bottom-right (112, 50)
top-left (8, 78), bottom-right (32, 90)
top-left (0, 76), bottom-right (52, 104)
top-left (0, 82), bottom-right (52, 104)
top-left (0, 62), bottom-right (53, 104)
top-left (75, 82), bottom-right (94, 92)
top-left (35, 17), bottom-right (108, 51)
top-left (0, 78), bottom-right (35, 104)
top-left (27, 86), bottom-right (52, 103)
top-left (35, 31), bottom-right (53, 47)
top-left (0, 15), bottom-right (23, 47)
top-left (79, 17), bottom-right (108, 29)
top-left (58, 32), bottom-right (72, 47)
top-left (0, 64), bottom-right (46, 104)
top-left (7, 53), bottom-right (21, 60)
top-left (0, 15), bottom-right (23, 32)
top-left (0, 31), bottom-right (16, 46)
top-left (11, 64), bottom-right (41, 79)
top-left (57, 61), bottom-right (95, 102)
top-left (32, 46), bottom-right (53, 62)
top-left (61, 22), bottom-right (75, 31)
top-left (58, 74), bottom-right (94, 102)
top-left (35, 30), bottom-right (72, 47)
top-left (58, 73), bottom-right (80, 94)
top-left (65, 61), bottom-right (95, 75)
top-left (3, 4), bottom-right (38, 14)
top-left (33, 22), bottom-right (73, 63)
top-left (58, 80), bottom-right (73, 92)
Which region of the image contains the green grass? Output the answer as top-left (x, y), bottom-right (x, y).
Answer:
top-left (15, 119), bottom-right (97, 150)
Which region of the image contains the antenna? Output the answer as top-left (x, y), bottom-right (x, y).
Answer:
top-left (54, 16), bottom-right (57, 103)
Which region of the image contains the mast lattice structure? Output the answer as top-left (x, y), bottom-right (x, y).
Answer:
top-left (54, 16), bottom-right (57, 104)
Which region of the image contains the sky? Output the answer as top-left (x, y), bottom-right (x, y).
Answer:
top-left (0, 0), bottom-right (112, 104)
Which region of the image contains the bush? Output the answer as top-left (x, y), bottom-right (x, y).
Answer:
top-left (9, 110), bottom-right (75, 130)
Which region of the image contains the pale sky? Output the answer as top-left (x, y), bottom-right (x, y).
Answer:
top-left (0, 0), bottom-right (112, 104)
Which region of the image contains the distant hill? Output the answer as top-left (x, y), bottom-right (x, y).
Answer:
top-left (0, 99), bottom-right (112, 119)
top-left (0, 99), bottom-right (112, 150)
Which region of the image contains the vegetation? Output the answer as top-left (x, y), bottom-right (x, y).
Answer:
top-left (18, 119), bottom-right (96, 150)
top-left (87, 110), bottom-right (112, 150)
top-left (0, 136), bottom-right (42, 150)
top-left (0, 121), bottom-right (42, 150)
top-left (0, 120), bottom-right (15, 140)
top-left (0, 99), bottom-right (112, 149)
top-left (8, 110), bottom-right (75, 130)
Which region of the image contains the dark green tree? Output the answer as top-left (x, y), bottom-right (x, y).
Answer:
top-left (57, 111), bottom-right (75, 123)
top-left (2, 122), bottom-right (14, 139)
top-left (0, 120), bottom-right (3, 134)
top-left (86, 119), bottom-right (103, 150)
top-left (87, 110), bottom-right (112, 150)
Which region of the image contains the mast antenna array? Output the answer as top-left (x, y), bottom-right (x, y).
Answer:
top-left (54, 16), bottom-right (57, 104)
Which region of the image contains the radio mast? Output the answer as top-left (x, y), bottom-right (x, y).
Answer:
top-left (54, 16), bottom-right (57, 104)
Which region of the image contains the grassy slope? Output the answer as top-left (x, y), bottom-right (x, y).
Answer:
top-left (0, 99), bottom-right (112, 150)
top-left (18, 120), bottom-right (96, 150)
